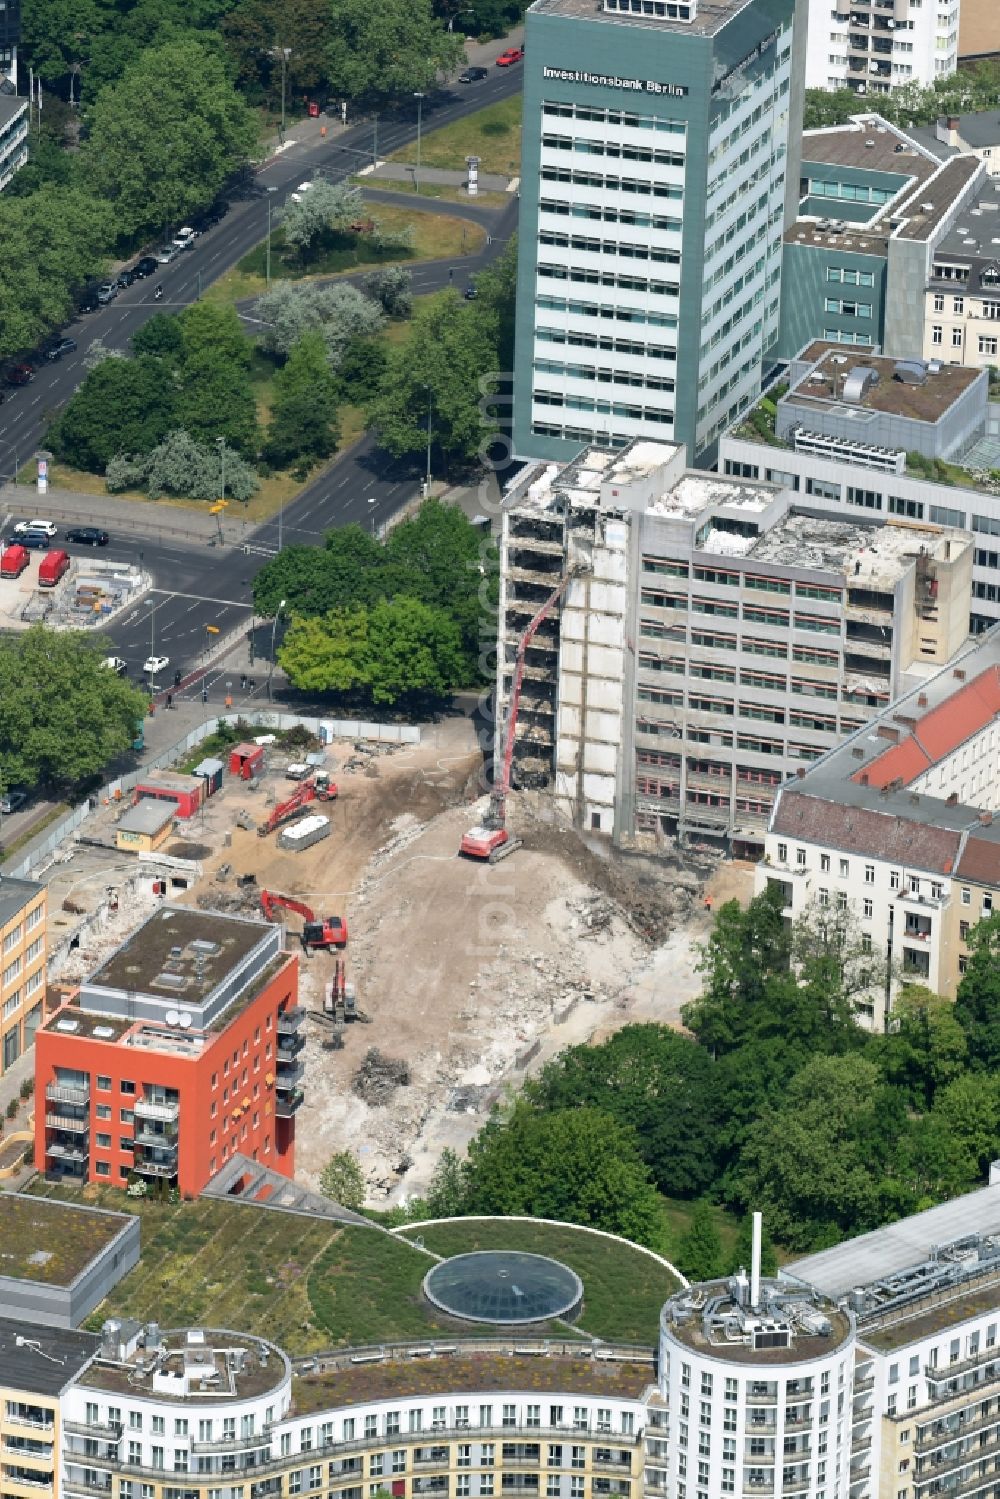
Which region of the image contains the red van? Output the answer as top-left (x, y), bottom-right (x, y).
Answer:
top-left (0, 544), bottom-right (29, 579)
top-left (38, 549), bottom-right (70, 588)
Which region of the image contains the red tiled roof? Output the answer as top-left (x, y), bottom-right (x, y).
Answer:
top-left (955, 829), bottom-right (1000, 884)
top-left (853, 666), bottom-right (1000, 790)
top-left (772, 792), bottom-right (963, 873)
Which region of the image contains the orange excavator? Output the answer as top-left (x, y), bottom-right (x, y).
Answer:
top-left (257, 771), bottom-right (337, 838)
top-left (259, 889), bottom-right (348, 950)
top-left (460, 570), bottom-right (574, 863)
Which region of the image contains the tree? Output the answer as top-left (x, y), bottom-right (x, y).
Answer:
top-left (336, 334), bottom-right (388, 405)
top-left (676, 1201), bottom-right (724, 1282)
top-left (682, 886), bottom-right (792, 1057)
top-left (324, 0), bottom-right (463, 104)
top-left (253, 281), bottom-right (383, 366)
top-left (875, 986), bottom-right (967, 1110)
top-left (0, 186), bottom-right (111, 359)
top-left (527, 1025), bottom-right (723, 1198)
top-left (463, 1102), bottom-right (669, 1249)
top-left (730, 1054), bottom-right (912, 1250)
top-left (363, 265), bottom-right (413, 319)
top-left (318, 1150), bottom-right (365, 1210)
top-left (954, 913), bottom-right (1000, 1070)
top-left (49, 355), bottom-right (178, 472)
top-left (266, 330), bottom-right (341, 468)
top-left (281, 181), bottom-right (364, 258)
top-left (366, 597), bottom-right (465, 706)
top-left (175, 350), bottom-right (261, 457)
top-left (0, 628), bottom-right (148, 789)
top-left (368, 292), bottom-right (503, 470)
top-left (106, 430), bottom-right (259, 501)
top-left (178, 302), bottom-right (252, 371)
top-left (930, 1073), bottom-right (1000, 1181)
top-left (132, 313), bottom-right (185, 361)
top-left (727, 1213), bottom-right (778, 1278)
top-left (222, 0), bottom-right (330, 102)
top-left (253, 529), bottom-right (383, 617)
top-left (383, 498), bottom-right (497, 675)
top-left (278, 609), bottom-right (371, 694)
top-left (83, 39), bottom-right (257, 239)
top-left (424, 1148), bottom-right (470, 1218)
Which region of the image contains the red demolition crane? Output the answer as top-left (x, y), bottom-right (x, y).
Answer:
top-left (257, 772), bottom-right (337, 838)
top-left (259, 889), bottom-right (348, 950)
top-left (460, 570), bottom-right (573, 863)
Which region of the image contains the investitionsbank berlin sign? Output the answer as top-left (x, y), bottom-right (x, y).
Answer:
top-left (542, 65), bottom-right (689, 96)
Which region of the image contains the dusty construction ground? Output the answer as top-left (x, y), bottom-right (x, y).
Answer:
top-left (37, 713), bottom-right (752, 1205)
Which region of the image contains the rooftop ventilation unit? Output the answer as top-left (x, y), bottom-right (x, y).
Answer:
top-left (154, 972), bottom-right (189, 990)
top-left (842, 366), bottom-right (879, 402)
top-left (93, 1026), bottom-right (116, 1039)
top-left (56, 1018), bottom-right (79, 1032)
top-left (190, 940), bottom-right (221, 956)
top-left (893, 360), bottom-right (928, 385)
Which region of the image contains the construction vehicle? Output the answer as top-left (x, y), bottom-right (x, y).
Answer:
top-left (259, 889), bottom-right (348, 950)
top-left (256, 772), bottom-right (337, 838)
top-left (460, 571), bottom-right (574, 863)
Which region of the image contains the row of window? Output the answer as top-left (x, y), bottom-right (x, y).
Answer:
top-left (539, 200), bottom-right (681, 232)
top-left (536, 327), bottom-right (675, 361)
top-left (636, 692), bottom-right (853, 734)
top-left (540, 101), bottom-right (686, 135)
top-left (535, 392), bottom-right (673, 424)
top-left (539, 166), bottom-right (683, 200)
top-left (535, 295), bottom-right (677, 330)
top-left (538, 230), bottom-right (680, 265)
top-left (826, 267), bottom-right (876, 287)
top-left (641, 600), bottom-right (843, 633)
top-left (537, 264), bottom-right (678, 297)
top-left (638, 653), bottom-right (868, 703)
top-left (642, 558), bottom-right (841, 601)
top-left (537, 362), bottom-right (674, 391)
top-left (541, 134), bottom-right (684, 168)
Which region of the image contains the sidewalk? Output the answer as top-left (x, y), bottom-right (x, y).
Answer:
top-left (0, 483), bottom-right (252, 547)
top-left (367, 162), bottom-right (511, 192)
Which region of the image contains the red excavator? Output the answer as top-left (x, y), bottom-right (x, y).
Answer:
top-left (260, 889), bottom-right (348, 950)
top-left (460, 571), bottom-right (574, 863)
top-left (257, 771), bottom-right (337, 838)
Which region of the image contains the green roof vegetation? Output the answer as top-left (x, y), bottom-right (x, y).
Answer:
top-left (0, 1193), bottom-right (130, 1286)
top-left (28, 1185), bottom-right (672, 1354)
top-left (395, 1219), bottom-right (677, 1346)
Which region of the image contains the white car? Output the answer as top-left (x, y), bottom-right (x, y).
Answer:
top-left (290, 181), bottom-right (314, 203)
top-left (13, 519), bottom-right (57, 538)
top-left (154, 244), bottom-right (180, 264)
top-left (143, 655), bottom-right (169, 675)
top-left (172, 227), bottom-right (198, 250)
top-left (103, 656), bottom-right (128, 675)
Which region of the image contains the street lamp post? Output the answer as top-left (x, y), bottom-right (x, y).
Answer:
top-left (414, 92), bottom-right (425, 194)
top-left (266, 196), bottom-right (272, 286)
top-left (269, 598), bottom-right (286, 701)
top-left (424, 386), bottom-right (433, 496)
top-left (217, 436), bottom-right (227, 510)
top-left (275, 46), bottom-right (292, 142)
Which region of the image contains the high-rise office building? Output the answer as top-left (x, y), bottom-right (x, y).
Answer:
top-left (807, 0), bottom-right (961, 95)
top-left (511, 0), bottom-right (806, 469)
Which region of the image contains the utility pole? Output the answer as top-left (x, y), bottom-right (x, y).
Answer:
top-left (373, 116), bottom-right (379, 169)
top-left (217, 436), bottom-right (227, 511)
top-left (424, 387), bottom-right (433, 496)
top-left (266, 196), bottom-right (272, 287)
top-left (275, 46), bottom-right (292, 142)
top-left (414, 92), bottom-right (425, 194)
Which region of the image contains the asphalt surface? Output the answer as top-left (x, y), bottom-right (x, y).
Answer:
top-left (0, 67), bottom-right (522, 683)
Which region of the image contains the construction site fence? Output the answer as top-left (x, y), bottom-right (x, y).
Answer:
top-left (2, 711), bottom-right (420, 880)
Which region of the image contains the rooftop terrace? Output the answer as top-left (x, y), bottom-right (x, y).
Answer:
top-left (0, 1194), bottom-right (133, 1288)
top-left (292, 1349), bottom-right (654, 1414)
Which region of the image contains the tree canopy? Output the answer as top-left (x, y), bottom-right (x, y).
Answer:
top-left (324, 0), bottom-right (463, 105)
top-left (0, 629), bottom-right (148, 789)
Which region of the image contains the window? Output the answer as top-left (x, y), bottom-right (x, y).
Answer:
top-left (932, 325), bottom-right (943, 345)
top-left (979, 336), bottom-right (998, 357)
top-left (777, 843), bottom-right (787, 862)
top-left (97, 1075), bottom-right (112, 1091)
top-left (820, 854), bottom-right (830, 872)
top-left (95, 1132), bottom-right (111, 1149)
top-left (96, 1104), bottom-right (112, 1120)
top-left (839, 859), bottom-right (849, 878)
top-left (863, 899), bottom-right (873, 919)
top-left (864, 864), bottom-right (874, 884)
top-left (796, 848), bottom-right (807, 867)
top-left (962, 887), bottom-right (971, 905)
top-left (952, 327), bottom-right (964, 347)
top-left (891, 871), bottom-right (901, 891)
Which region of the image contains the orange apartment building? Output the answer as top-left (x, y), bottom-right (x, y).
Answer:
top-left (34, 905), bottom-right (304, 1193)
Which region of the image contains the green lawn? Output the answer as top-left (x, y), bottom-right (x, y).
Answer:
top-left (389, 95), bottom-right (522, 179)
top-left (396, 1219), bottom-right (678, 1346)
top-left (208, 206), bottom-right (485, 306)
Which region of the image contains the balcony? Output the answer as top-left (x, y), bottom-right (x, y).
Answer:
top-left (277, 1031), bottom-right (306, 1059)
top-left (44, 1141), bottom-right (88, 1164)
top-left (133, 1128), bottom-right (178, 1152)
top-left (133, 1096), bottom-right (179, 1123)
top-left (275, 1090), bottom-right (304, 1118)
top-left (277, 1007), bottom-right (305, 1035)
top-left (3, 1417), bottom-right (52, 1436)
top-left (44, 1113), bottom-right (88, 1133)
top-left (63, 1423), bottom-right (121, 1442)
top-left (191, 1433), bottom-right (272, 1455)
top-left (275, 1058), bottom-right (305, 1089)
top-left (131, 1158), bottom-right (177, 1179)
top-left (45, 1083), bottom-right (89, 1108)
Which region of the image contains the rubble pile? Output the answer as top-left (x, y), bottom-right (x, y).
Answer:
top-left (351, 1047), bottom-right (412, 1105)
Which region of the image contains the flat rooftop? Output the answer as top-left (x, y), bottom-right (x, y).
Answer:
top-left (861, 1277), bottom-right (1000, 1353)
top-left (0, 874), bottom-right (43, 930)
top-left (651, 474), bottom-right (774, 521)
top-left (786, 344), bottom-right (981, 424)
top-left (0, 1194), bottom-right (132, 1288)
top-left (784, 220), bottom-right (889, 255)
top-left (87, 906), bottom-right (269, 1005)
top-left (665, 1281), bottom-right (852, 1364)
top-left (78, 1329), bottom-right (290, 1404)
top-left (529, 0), bottom-right (755, 37)
top-left (892, 155), bottom-right (985, 244)
top-left (118, 801), bottom-right (176, 836)
top-left (43, 995), bottom-right (133, 1042)
top-left (785, 1184), bottom-right (1000, 1301)
top-left (750, 513), bottom-right (953, 585)
top-left (802, 118), bottom-right (939, 177)
top-left (292, 1351), bottom-right (654, 1414)
top-left (0, 1318), bottom-right (99, 1398)
top-left (0, 96), bottom-right (27, 131)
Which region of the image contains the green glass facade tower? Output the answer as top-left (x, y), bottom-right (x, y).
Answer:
top-left (512, 0), bottom-right (806, 468)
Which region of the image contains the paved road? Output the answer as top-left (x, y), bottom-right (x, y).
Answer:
top-left (0, 68), bottom-right (522, 682)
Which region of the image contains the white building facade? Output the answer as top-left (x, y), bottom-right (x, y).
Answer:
top-left (806, 0), bottom-right (961, 95)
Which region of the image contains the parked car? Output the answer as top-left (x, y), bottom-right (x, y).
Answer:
top-left (78, 289), bottom-right (100, 313)
top-left (96, 281), bottom-right (118, 304)
top-left (0, 792), bottom-right (28, 816)
top-left (103, 655), bottom-right (128, 675)
top-left (464, 284), bottom-right (479, 300)
top-left (307, 100), bottom-right (321, 117)
top-left (154, 244), bottom-right (180, 264)
top-left (459, 66), bottom-right (489, 82)
top-left (44, 337), bottom-right (77, 362)
top-left (143, 654), bottom-right (169, 675)
top-left (19, 531), bottom-right (52, 550)
top-left (495, 46), bottom-right (524, 65)
top-left (134, 256), bottom-right (158, 279)
top-left (116, 268), bottom-right (138, 288)
top-left (5, 363), bottom-right (34, 386)
top-left (66, 526), bottom-right (109, 546)
top-left (14, 519), bottom-right (57, 538)
top-left (172, 227), bottom-right (198, 250)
